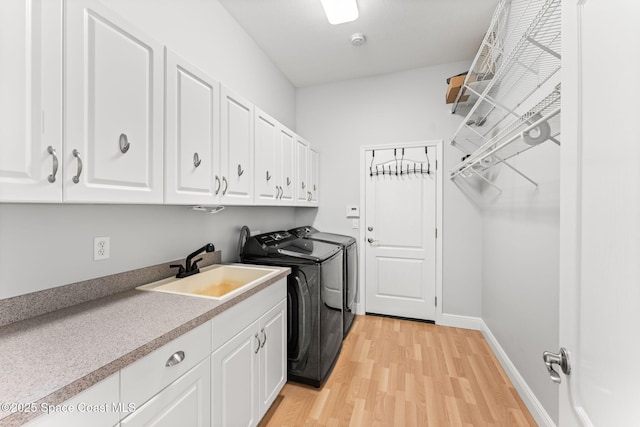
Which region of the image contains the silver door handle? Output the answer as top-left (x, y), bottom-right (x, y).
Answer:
top-left (260, 328), bottom-right (266, 348)
top-left (254, 333), bottom-right (261, 353)
top-left (72, 149), bottom-right (83, 184)
top-left (165, 350), bottom-right (185, 367)
top-left (47, 146), bottom-right (58, 183)
top-left (543, 347), bottom-right (570, 384)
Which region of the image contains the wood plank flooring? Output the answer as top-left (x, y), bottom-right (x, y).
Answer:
top-left (260, 315), bottom-right (537, 427)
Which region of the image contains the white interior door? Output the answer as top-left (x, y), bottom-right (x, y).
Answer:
top-left (364, 146), bottom-right (436, 321)
top-left (558, 1), bottom-right (640, 425)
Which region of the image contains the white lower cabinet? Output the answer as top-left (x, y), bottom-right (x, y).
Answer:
top-left (23, 280), bottom-right (286, 427)
top-left (121, 358), bottom-right (211, 427)
top-left (210, 279), bottom-right (287, 426)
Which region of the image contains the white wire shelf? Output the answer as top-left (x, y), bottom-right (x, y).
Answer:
top-left (449, 0), bottom-right (561, 188)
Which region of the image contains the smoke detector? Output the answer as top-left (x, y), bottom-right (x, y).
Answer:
top-left (350, 33), bottom-right (366, 46)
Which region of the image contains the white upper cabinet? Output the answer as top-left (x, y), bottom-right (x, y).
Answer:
top-left (278, 127), bottom-right (296, 205)
top-left (0, 0), bottom-right (63, 202)
top-left (295, 136), bottom-right (309, 205)
top-left (220, 86), bottom-right (254, 205)
top-left (65, 0), bottom-right (164, 203)
top-left (164, 48), bottom-right (221, 205)
top-left (309, 145), bottom-right (319, 206)
top-left (254, 108), bottom-right (279, 205)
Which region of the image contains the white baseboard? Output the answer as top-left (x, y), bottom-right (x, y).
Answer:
top-left (480, 320), bottom-right (556, 427)
top-left (438, 313), bottom-right (484, 330)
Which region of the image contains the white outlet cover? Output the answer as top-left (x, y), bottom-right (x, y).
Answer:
top-left (94, 236), bottom-right (110, 261)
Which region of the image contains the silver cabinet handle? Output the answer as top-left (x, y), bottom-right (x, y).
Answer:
top-left (275, 186), bottom-right (280, 199)
top-left (165, 350), bottom-right (185, 367)
top-left (237, 164), bottom-right (244, 177)
top-left (222, 177), bottom-right (228, 195)
top-left (278, 186), bottom-right (283, 199)
top-left (314, 184), bottom-right (317, 191)
top-left (72, 149), bottom-right (83, 184)
top-left (47, 146), bottom-right (58, 183)
top-left (307, 191), bottom-right (311, 201)
top-left (119, 133), bottom-right (130, 154)
top-left (215, 175), bottom-right (221, 195)
top-left (286, 177), bottom-right (291, 186)
top-left (193, 152), bottom-right (201, 168)
top-left (254, 333), bottom-right (260, 354)
top-left (301, 181), bottom-right (306, 189)
top-left (543, 348), bottom-right (571, 384)
top-left (266, 171), bottom-right (271, 181)
top-left (260, 328), bottom-right (266, 348)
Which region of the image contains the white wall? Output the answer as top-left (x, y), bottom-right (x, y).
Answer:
top-left (103, 0), bottom-right (296, 129)
top-left (296, 62), bottom-right (483, 317)
top-left (0, 0), bottom-right (298, 300)
top-left (480, 141), bottom-right (560, 423)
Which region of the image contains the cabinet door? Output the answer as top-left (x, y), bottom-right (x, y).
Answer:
top-left (164, 48), bottom-right (220, 205)
top-left (220, 86), bottom-right (254, 205)
top-left (121, 359), bottom-right (211, 427)
top-left (309, 146), bottom-right (319, 206)
top-left (258, 299), bottom-right (287, 417)
top-left (0, 0), bottom-right (62, 202)
top-left (295, 136), bottom-right (309, 205)
top-left (254, 108), bottom-right (278, 205)
top-left (211, 321), bottom-right (260, 427)
top-left (65, 0), bottom-right (163, 203)
top-left (279, 127), bottom-right (295, 206)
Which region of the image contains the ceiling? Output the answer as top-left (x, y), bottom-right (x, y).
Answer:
top-left (218, 0), bottom-right (499, 88)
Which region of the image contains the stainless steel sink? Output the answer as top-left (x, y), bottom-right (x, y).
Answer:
top-left (136, 264), bottom-right (280, 301)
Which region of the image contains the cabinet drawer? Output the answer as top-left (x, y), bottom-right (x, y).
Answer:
top-left (25, 373), bottom-right (119, 427)
top-left (211, 278), bottom-right (286, 349)
top-left (120, 321), bottom-right (211, 408)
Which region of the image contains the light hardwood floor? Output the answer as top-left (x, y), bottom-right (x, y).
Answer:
top-left (260, 315), bottom-right (537, 427)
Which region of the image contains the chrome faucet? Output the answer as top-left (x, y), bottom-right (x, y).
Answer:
top-left (171, 243), bottom-right (215, 278)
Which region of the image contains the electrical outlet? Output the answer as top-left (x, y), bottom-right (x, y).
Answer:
top-left (94, 236), bottom-right (110, 261)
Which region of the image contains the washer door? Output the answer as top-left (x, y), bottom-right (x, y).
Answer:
top-left (287, 273), bottom-right (312, 362)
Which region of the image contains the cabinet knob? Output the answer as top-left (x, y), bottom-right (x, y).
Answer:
top-left (238, 164), bottom-right (244, 177)
top-left (47, 146), bottom-right (58, 183)
top-left (266, 171), bottom-right (271, 182)
top-left (119, 133), bottom-right (130, 154)
top-left (193, 152), bottom-right (201, 168)
top-left (286, 177), bottom-right (291, 186)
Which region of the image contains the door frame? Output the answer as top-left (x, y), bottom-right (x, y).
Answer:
top-left (358, 140), bottom-right (444, 324)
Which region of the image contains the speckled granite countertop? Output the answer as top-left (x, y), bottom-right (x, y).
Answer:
top-left (0, 264), bottom-right (290, 426)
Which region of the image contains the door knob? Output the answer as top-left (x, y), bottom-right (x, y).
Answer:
top-left (367, 227), bottom-right (373, 231)
top-left (542, 347), bottom-right (571, 384)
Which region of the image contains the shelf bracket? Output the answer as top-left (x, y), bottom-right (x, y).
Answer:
top-left (526, 36), bottom-right (561, 60)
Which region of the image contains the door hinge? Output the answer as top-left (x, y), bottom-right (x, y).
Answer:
top-left (435, 228), bottom-right (438, 239)
top-left (435, 160), bottom-right (438, 170)
top-left (435, 296), bottom-right (438, 307)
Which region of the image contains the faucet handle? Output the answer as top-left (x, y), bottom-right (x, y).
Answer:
top-left (190, 257), bottom-right (203, 271)
top-left (170, 264), bottom-right (185, 276)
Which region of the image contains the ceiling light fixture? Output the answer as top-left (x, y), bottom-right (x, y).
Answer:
top-left (320, 0), bottom-right (359, 25)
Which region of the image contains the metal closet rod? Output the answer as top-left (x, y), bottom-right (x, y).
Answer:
top-left (449, 106), bottom-right (561, 181)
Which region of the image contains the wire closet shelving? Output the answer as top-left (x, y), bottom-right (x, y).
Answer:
top-left (449, 0), bottom-right (561, 191)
